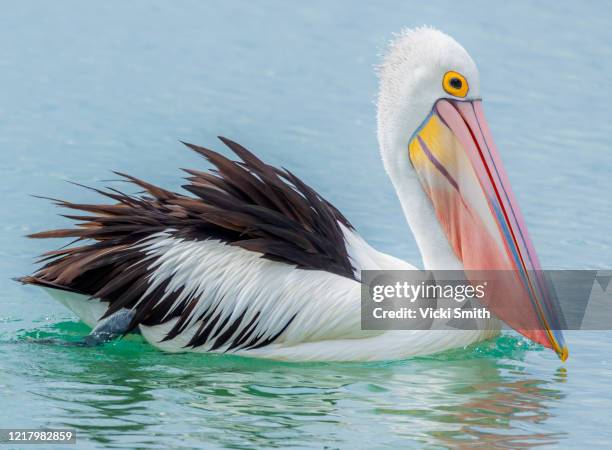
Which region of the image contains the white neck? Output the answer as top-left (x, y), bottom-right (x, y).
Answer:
top-left (381, 140), bottom-right (462, 271)
top-left (373, 27), bottom-right (484, 270)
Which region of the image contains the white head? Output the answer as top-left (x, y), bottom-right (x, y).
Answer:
top-left (377, 27), bottom-right (480, 175)
top-left (374, 27), bottom-right (567, 360)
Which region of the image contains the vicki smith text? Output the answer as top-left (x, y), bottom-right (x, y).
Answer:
top-left (372, 306), bottom-right (491, 320)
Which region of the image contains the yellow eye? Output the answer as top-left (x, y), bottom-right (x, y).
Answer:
top-left (442, 71), bottom-right (469, 98)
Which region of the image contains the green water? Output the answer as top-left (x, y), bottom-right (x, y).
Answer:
top-left (2, 324), bottom-right (591, 448)
top-left (3, 322), bottom-right (610, 447)
top-left (2, 0), bottom-right (612, 448)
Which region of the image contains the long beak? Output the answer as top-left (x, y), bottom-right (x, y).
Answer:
top-left (408, 99), bottom-right (568, 361)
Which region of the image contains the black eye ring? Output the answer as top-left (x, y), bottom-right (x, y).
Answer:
top-left (449, 77), bottom-right (463, 90)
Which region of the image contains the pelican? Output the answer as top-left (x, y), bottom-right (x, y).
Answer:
top-left (19, 27), bottom-right (567, 361)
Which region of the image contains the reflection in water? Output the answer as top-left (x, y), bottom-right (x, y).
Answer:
top-left (400, 365), bottom-right (567, 448)
top-left (3, 322), bottom-right (567, 449)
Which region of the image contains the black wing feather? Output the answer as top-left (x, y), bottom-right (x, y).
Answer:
top-left (19, 137), bottom-right (355, 349)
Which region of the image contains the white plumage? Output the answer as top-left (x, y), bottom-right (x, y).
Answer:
top-left (22, 27), bottom-right (516, 361)
top-left (45, 227), bottom-right (499, 361)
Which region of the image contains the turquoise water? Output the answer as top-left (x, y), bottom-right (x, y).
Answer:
top-left (1, 1), bottom-right (611, 448)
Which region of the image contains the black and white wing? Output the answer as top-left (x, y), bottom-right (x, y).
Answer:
top-left (20, 137), bottom-right (383, 357)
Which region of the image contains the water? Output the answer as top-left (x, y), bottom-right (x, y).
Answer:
top-left (1, 1), bottom-right (611, 448)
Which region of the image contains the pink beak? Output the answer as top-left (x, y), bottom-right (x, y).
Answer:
top-left (408, 99), bottom-right (567, 361)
